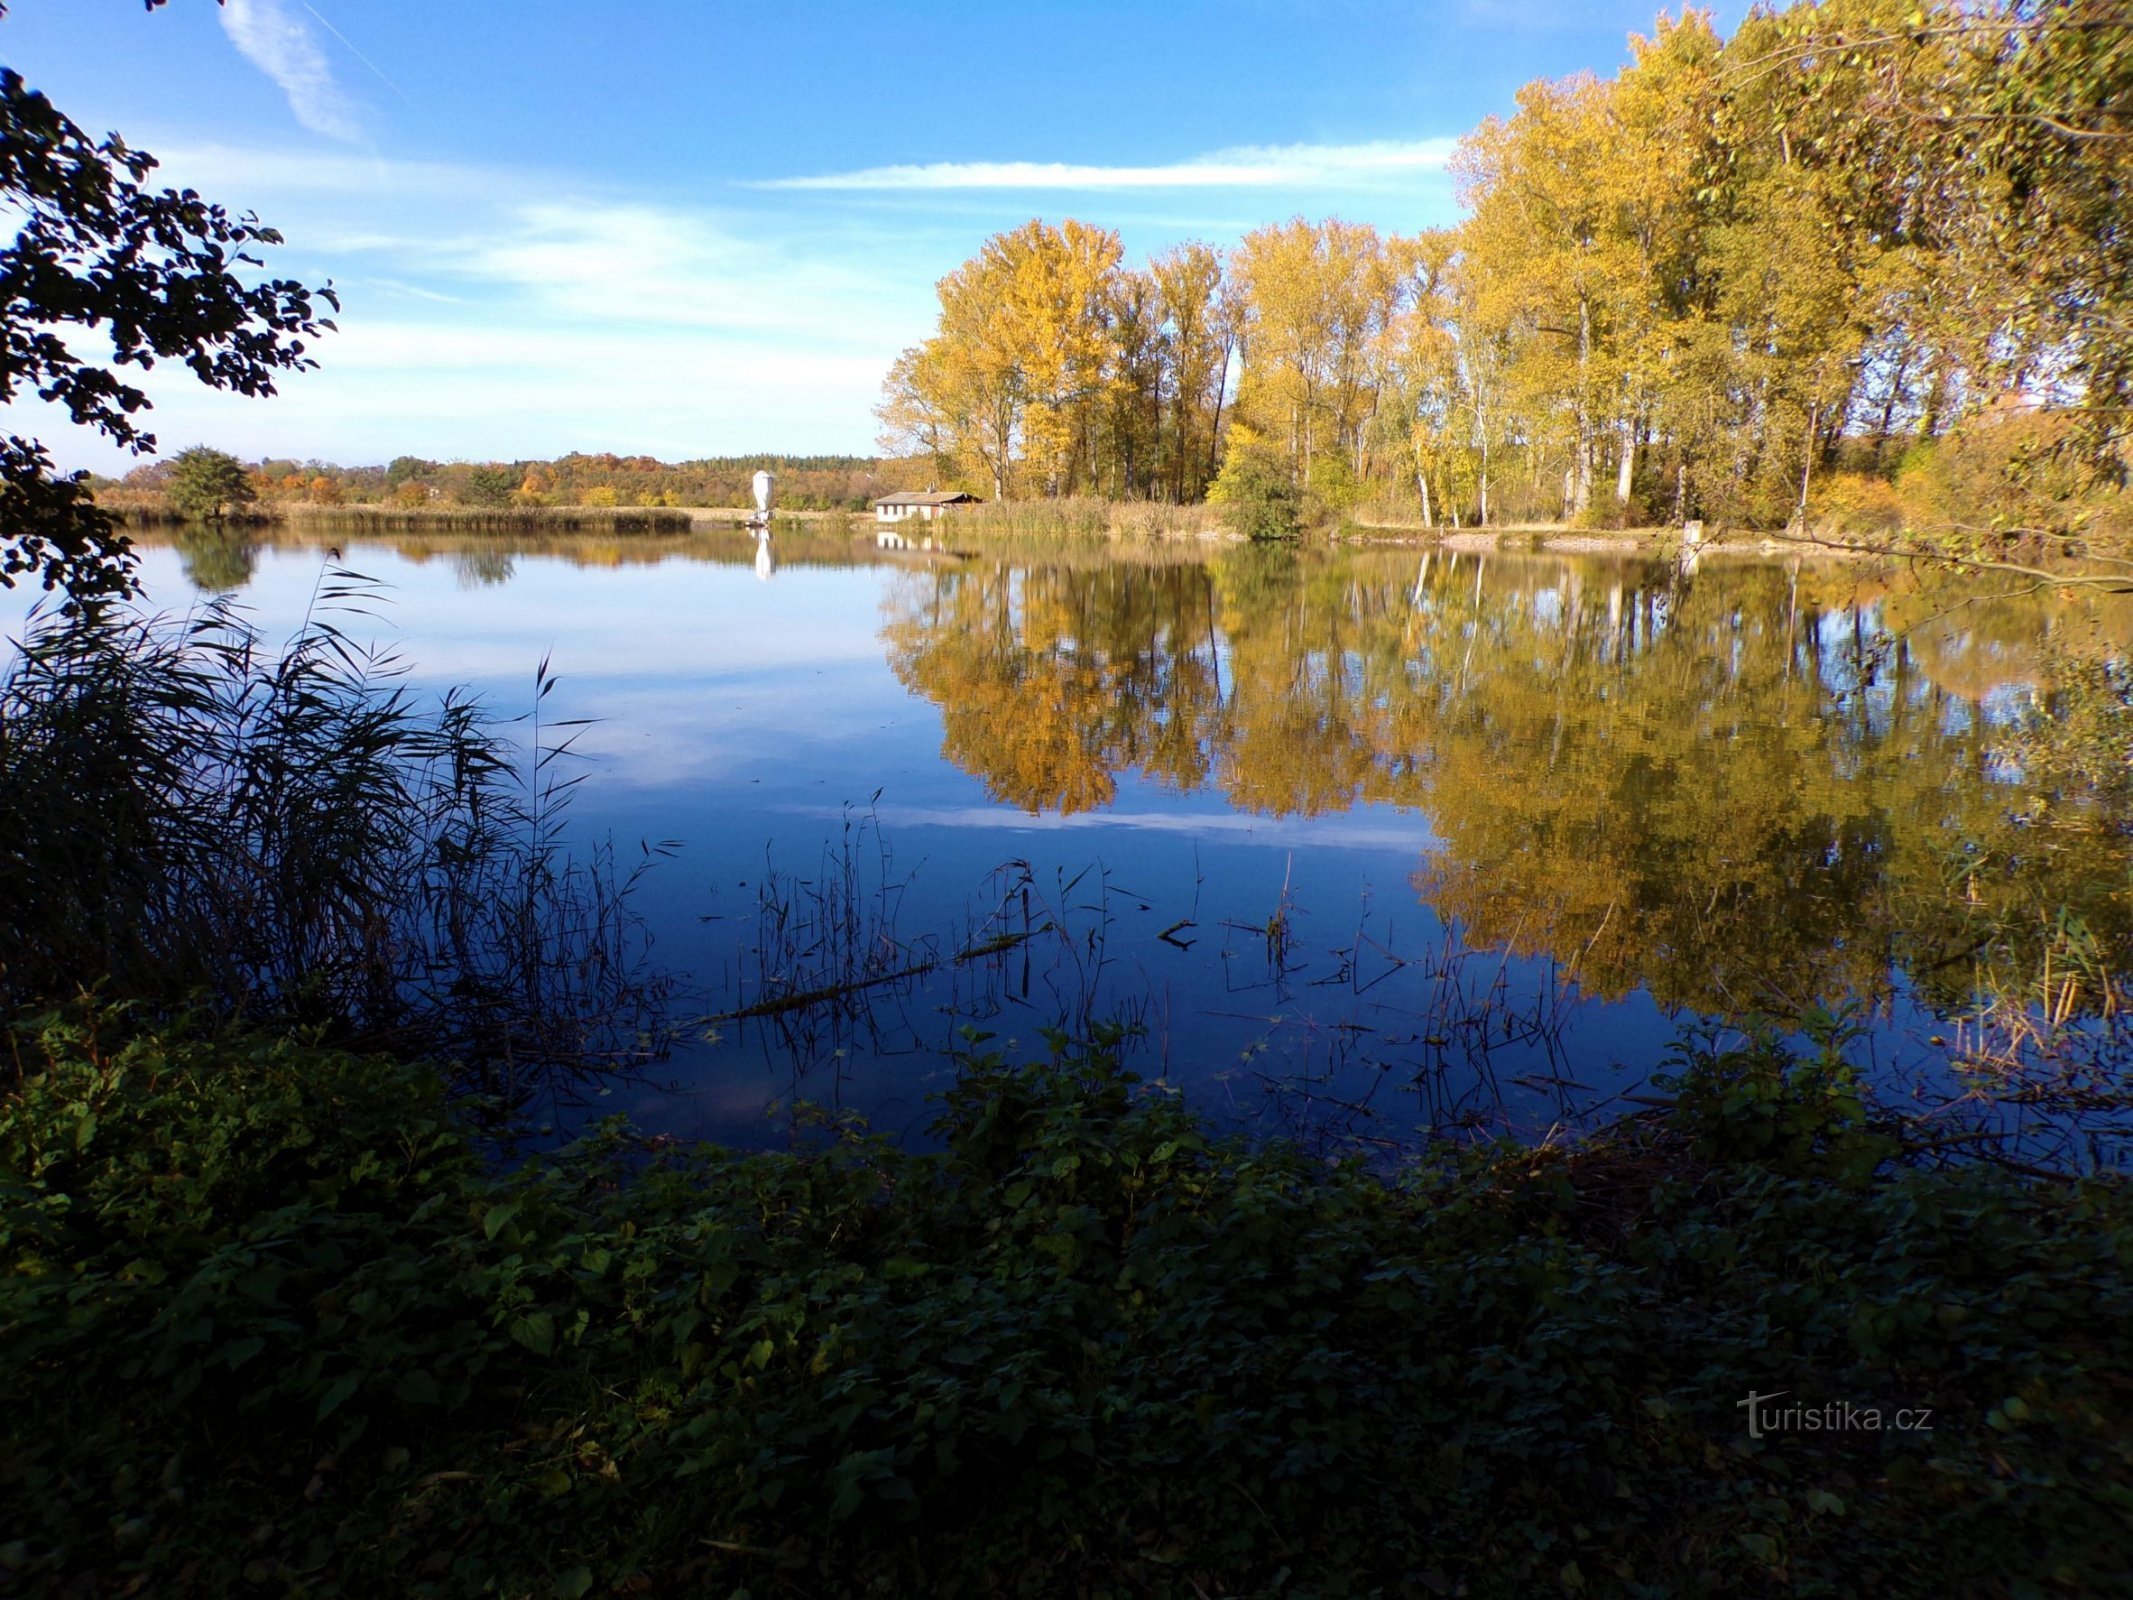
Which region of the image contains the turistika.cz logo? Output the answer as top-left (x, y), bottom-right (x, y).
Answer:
top-left (1737, 1390), bottom-right (1935, 1440)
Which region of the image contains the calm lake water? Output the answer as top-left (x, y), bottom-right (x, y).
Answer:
top-left (19, 524), bottom-right (2131, 1154)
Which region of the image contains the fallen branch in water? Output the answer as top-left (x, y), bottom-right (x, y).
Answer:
top-left (703, 928), bottom-right (1049, 1023)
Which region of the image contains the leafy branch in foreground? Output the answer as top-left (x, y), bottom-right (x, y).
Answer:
top-left (0, 9), bottom-right (337, 603)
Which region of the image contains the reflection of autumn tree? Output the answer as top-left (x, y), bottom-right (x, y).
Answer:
top-left (1408, 565), bottom-right (1911, 1010)
top-left (882, 561), bottom-right (1223, 813)
top-left (883, 549), bottom-right (2128, 1013)
top-left (1396, 560), bottom-right (2130, 1014)
top-left (1211, 545), bottom-right (1410, 816)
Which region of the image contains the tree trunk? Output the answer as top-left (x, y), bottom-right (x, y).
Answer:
top-left (1615, 416), bottom-right (1637, 507)
top-left (1875, 350), bottom-right (1910, 467)
top-left (1417, 470), bottom-right (1434, 529)
top-left (1205, 339), bottom-right (1233, 494)
top-left (1572, 293), bottom-right (1594, 517)
top-left (1795, 400), bottom-right (1818, 529)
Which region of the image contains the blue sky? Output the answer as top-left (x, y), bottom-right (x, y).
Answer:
top-left (7, 0), bottom-right (1742, 471)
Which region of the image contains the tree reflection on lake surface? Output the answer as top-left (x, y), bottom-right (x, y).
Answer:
top-left (84, 530), bottom-right (2133, 1158)
top-left (887, 547), bottom-right (2131, 1021)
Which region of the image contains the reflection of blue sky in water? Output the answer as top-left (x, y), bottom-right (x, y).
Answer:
top-left (804, 803), bottom-right (1443, 854)
top-left (4, 534), bottom-right (2108, 1156)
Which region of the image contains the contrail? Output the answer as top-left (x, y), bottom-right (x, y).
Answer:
top-left (301, 1), bottom-right (413, 106)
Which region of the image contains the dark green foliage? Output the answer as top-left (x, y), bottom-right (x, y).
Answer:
top-left (0, 52), bottom-right (334, 600)
top-left (5, 1010), bottom-right (2128, 1598)
top-left (459, 467), bottom-right (519, 508)
top-left (1654, 1010), bottom-right (1901, 1183)
top-left (0, 435), bottom-right (131, 605)
top-left (1211, 447), bottom-right (1303, 541)
top-left (165, 446), bottom-right (255, 523)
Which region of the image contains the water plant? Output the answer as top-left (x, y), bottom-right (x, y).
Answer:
top-left (0, 571), bottom-right (673, 1090)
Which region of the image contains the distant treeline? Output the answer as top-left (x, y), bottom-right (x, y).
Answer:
top-left (91, 452), bottom-right (919, 516)
top-left (880, 0), bottom-right (2130, 541)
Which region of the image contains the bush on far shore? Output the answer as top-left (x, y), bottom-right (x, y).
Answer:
top-left (1209, 442), bottom-right (1303, 541)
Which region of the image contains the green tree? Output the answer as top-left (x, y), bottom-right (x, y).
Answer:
top-left (167, 446), bottom-right (254, 522)
top-left (0, 1), bottom-right (337, 604)
top-left (461, 466), bottom-right (518, 508)
top-left (1208, 433), bottom-right (1302, 540)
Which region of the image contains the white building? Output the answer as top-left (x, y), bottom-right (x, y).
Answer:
top-left (873, 489), bottom-right (982, 524)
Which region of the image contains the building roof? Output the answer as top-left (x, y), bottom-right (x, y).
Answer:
top-left (873, 490), bottom-right (983, 507)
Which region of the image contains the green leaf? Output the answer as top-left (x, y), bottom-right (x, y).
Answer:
top-left (510, 1311), bottom-right (555, 1357)
top-left (218, 1335), bottom-right (266, 1370)
top-left (315, 1374), bottom-right (359, 1422)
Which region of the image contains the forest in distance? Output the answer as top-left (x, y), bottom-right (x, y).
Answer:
top-left (89, 450), bottom-right (912, 519)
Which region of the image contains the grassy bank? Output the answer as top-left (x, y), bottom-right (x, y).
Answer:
top-left (4, 1009), bottom-right (2128, 1598)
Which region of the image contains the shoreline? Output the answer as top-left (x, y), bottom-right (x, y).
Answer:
top-left (110, 503), bottom-right (2076, 572)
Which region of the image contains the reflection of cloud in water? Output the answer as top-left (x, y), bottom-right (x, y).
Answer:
top-left (562, 671), bottom-right (914, 788)
top-left (795, 803), bottom-right (1439, 854)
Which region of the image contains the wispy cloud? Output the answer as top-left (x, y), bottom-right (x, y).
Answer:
top-left (29, 137), bottom-right (937, 472)
top-left (438, 201), bottom-right (901, 340)
top-left (754, 138), bottom-right (1459, 192)
top-left (220, 0), bottom-right (363, 141)
top-left (151, 143), bottom-right (483, 202)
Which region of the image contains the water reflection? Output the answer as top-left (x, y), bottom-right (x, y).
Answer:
top-left (454, 548), bottom-right (517, 588)
top-left (882, 546), bottom-right (2133, 1022)
top-left (85, 527), bottom-right (2131, 1155)
top-left (172, 526), bottom-right (260, 592)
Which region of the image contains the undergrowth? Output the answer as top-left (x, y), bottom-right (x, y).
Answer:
top-left (3, 1006), bottom-right (2128, 1598)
